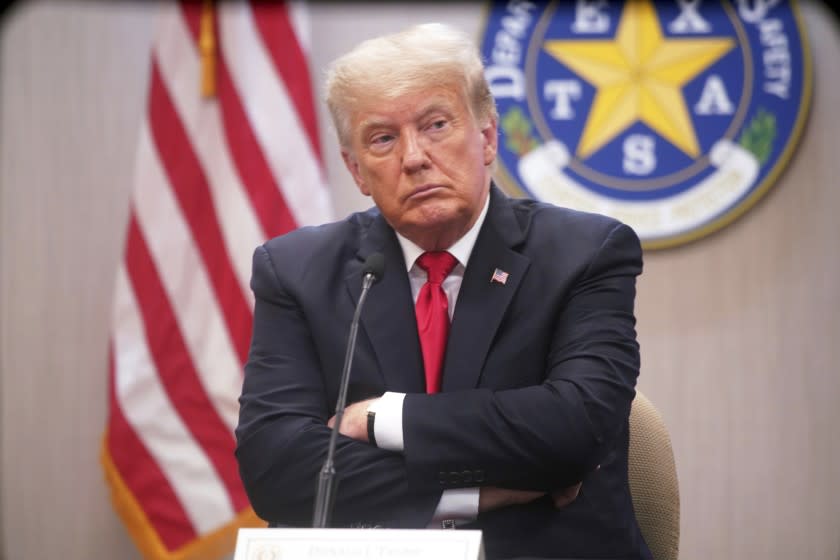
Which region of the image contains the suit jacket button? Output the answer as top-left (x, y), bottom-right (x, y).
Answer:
top-left (461, 470), bottom-right (472, 484)
top-left (448, 471), bottom-right (461, 485)
top-left (439, 471), bottom-right (447, 485)
top-left (474, 469), bottom-right (485, 483)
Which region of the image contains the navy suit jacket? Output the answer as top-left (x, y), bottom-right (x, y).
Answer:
top-left (235, 186), bottom-right (651, 559)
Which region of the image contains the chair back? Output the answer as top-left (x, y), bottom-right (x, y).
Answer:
top-left (628, 390), bottom-right (680, 560)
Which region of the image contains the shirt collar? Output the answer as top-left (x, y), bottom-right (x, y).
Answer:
top-left (395, 191), bottom-right (490, 271)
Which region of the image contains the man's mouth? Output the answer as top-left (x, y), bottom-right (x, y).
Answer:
top-left (407, 184), bottom-right (445, 200)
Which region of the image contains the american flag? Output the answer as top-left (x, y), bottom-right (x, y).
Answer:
top-left (100, 2), bottom-right (332, 559)
top-left (491, 268), bottom-right (509, 285)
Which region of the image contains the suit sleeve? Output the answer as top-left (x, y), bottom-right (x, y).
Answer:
top-left (235, 245), bottom-right (440, 527)
top-left (401, 222), bottom-right (642, 492)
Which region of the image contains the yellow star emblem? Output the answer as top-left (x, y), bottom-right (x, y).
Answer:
top-left (544, 0), bottom-right (735, 158)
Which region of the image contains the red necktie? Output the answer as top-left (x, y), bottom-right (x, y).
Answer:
top-left (415, 251), bottom-right (458, 394)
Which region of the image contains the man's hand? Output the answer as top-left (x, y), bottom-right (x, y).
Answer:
top-left (327, 397), bottom-right (378, 442)
top-left (479, 481), bottom-right (584, 513)
top-left (551, 482), bottom-right (582, 508)
top-left (478, 487), bottom-right (545, 512)
top-left (548, 463), bottom-right (599, 508)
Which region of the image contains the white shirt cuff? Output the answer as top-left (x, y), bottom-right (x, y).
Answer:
top-left (369, 391), bottom-right (405, 451)
top-left (427, 487), bottom-right (480, 528)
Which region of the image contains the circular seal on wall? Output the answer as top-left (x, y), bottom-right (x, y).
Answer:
top-left (480, 0), bottom-right (812, 249)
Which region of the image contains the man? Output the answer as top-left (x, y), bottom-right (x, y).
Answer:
top-left (235, 22), bottom-right (650, 560)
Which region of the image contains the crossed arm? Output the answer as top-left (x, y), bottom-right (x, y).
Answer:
top-left (329, 398), bottom-right (582, 511)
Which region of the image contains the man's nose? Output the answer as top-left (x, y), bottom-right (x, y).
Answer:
top-left (401, 130), bottom-right (431, 173)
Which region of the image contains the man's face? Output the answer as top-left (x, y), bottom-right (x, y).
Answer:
top-left (341, 85), bottom-right (497, 250)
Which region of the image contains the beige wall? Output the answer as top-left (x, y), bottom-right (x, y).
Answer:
top-left (1, 1), bottom-right (838, 559)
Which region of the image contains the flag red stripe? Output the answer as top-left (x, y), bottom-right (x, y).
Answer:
top-left (180, 3), bottom-right (300, 239)
top-left (125, 215), bottom-right (249, 512)
top-left (180, 2), bottom-right (201, 45)
top-left (148, 59), bottom-right (252, 364)
top-left (249, 1), bottom-right (324, 162)
top-left (106, 347), bottom-right (197, 550)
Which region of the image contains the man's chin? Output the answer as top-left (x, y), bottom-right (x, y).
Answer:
top-left (394, 206), bottom-right (473, 247)
top-left (408, 204), bottom-right (462, 228)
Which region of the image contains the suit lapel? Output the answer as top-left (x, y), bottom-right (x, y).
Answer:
top-left (345, 213), bottom-right (426, 393)
top-left (442, 187), bottom-right (530, 392)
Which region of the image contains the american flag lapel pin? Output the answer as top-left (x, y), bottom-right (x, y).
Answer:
top-left (490, 268), bottom-right (509, 285)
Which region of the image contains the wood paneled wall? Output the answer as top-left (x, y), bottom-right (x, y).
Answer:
top-left (1, 2), bottom-right (838, 559)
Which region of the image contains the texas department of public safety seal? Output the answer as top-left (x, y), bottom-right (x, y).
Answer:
top-left (480, 0), bottom-right (812, 249)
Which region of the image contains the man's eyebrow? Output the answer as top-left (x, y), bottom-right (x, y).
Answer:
top-left (358, 118), bottom-right (393, 133)
top-left (416, 101), bottom-right (452, 119)
top-left (357, 100), bottom-right (454, 135)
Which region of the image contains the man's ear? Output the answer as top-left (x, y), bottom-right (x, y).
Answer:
top-left (341, 149), bottom-right (370, 196)
top-left (481, 116), bottom-right (498, 166)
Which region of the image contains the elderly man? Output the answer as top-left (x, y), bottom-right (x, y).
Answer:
top-left (235, 22), bottom-right (650, 560)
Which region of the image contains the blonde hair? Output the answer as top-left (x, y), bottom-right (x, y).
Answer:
top-left (325, 23), bottom-right (497, 148)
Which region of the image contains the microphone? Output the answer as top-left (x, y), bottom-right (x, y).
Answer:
top-left (312, 252), bottom-right (384, 528)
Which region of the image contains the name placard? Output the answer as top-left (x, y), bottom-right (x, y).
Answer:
top-left (233, 528), bottom-right (484, 560)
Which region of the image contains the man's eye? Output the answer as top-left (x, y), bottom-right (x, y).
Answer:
top-left (371, 134), bottom-right (394, 145)
top-left (429, 120), bottom-right (448, 130)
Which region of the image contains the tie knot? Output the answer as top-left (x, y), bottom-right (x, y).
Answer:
top-left (417, 251), bottom-right (457, 284)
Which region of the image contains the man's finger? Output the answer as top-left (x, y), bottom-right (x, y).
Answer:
top-left (552, 482), bottom-right (582, 509)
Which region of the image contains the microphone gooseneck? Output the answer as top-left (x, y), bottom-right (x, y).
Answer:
top-left (312, 253), bottom-right (384, 528)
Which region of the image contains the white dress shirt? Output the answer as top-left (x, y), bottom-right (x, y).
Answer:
top-left (368, 192), bottom-right (490, 527)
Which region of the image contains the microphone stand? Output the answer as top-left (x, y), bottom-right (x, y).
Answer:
top-left (312, 269), bottom-right (378, 528)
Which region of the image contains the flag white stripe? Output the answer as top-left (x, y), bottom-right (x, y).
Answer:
top-left (287, 0), bottom-right (313, 53)
top-left (132, 122), bottom-right (242, 432)
top-left (112, 265), bottom-right (235, 532)
top-left (218, 3), bottom-right (333, 227)
top-left (156, 4), bottom-right (264, 306)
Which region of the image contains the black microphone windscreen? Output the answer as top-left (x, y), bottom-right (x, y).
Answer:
top-left (363, 252), bottom-right (385, 283)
